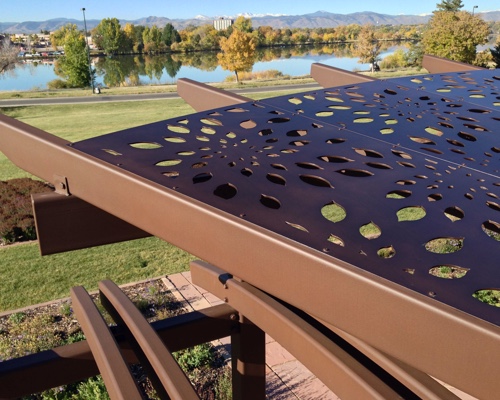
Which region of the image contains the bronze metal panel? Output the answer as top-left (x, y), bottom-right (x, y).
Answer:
top-left (311, 62), bottom-right (376, 87)
top-left (1, 70), bottom-right (500, 398)
top-left (71, 286), bottom-right (143, 400)
top-left (422, 54), bottom-right (484, 74)
top-left (32, 192), bottom-right (151, 255)
top-left (177, 77), bottom-right (250, 112)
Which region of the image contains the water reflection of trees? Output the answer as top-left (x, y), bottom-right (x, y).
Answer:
top-left (92, 43), bottom-right (401, 87)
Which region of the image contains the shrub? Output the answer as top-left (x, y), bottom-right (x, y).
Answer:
top-left (47, 79), bottom-right (71, 89)
top-left (0, 178), bottom-right (52, 244)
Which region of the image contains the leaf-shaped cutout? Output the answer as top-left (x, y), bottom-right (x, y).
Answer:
top-left (165, 137), bottom-right (186, 143)
top-left (213, 183), bottom-right (237, 199)
top-left (240, 120), bottom-right (257, 129)
top-left (177, 151), bottom-right (195, 156)
top-left (360, 222), bottom-right (381, 239)
top-left (328, 234), bottom-right (345, 247)
top-left (397, 206), bottom-right (426, 222)
top-left (193, 172), bottom-right (212, 184)
top-left (425, 127), bottom-right (443, 136)
top-left (103, 149), bottom-right (121, 156)
top-left (266, 173), bottom-right (286, 185)
top-left (328, 105), bottom-right (351, 110)
top-left (321, 202), bottom-right (346, 223)
top-left (289, 140), bottom-right (310, 147)
top-left (377, 246), bottom-right (396, 258)
top-left (286, 129), bottom-right (307, 137)
top-left (296, 162), bottom-right (322, 170)
top-left (259, 129), bottom-right (273, 136)
top-left (385, 119), bottom-right (398, 125)
top-left (409, 136), bottom-right (436, 145)
top-left (487, 201), bottom-right (500, 212)
top-left (241, 168), bottom-right (253, 177)
top-left (300, 175), bottom-right (333, 188)
top-left (316, 111), bottom-right (333, 117)
top-left (482, 221), bottom-right (500, 241)
top-left (200, 118), bottom-right (223, 126)
top-left (268, 117), bottom-right (290, 123)
top-left (226, 107), bottom-right (248, 112)
top-left (392, 150), bottom-right (412, 159)
top-left (444, 206), bottom-right (464, 222)
top-left (325, 96), bottom-right (344, 102)
top-left (326, 138), bottom-right (346, 144)
top-left (288, 97), bottom-right (302, 104)
top-left (162, 171), bottom-right (179, 178)
top-left (353, 117), bottom-right (374, 123)
top-left (458, 132), bottom-right (477, 142)
top-left (425, 237), bottom-right (464, 254)
top-left (286, 221), bottom-right (309, 232)
top-left (473, 289), bottom-right (500, 307)
top-left (429, 265), bottom-right (468, 279)
top-left (201, 126), bottom-right (216, 134)
top-left (336, 169), bottom-right (374, 177)
top-left (354, 148), bottom-right (383, 158)
top-left (130, 142), bottom-right (162, 149)
top-left (168, 125), bottom-right (190, 134)
top-left (260, 194), bottom-right (281, 209)
top-left (380, 128), bottom-right (394, 134)
top-left (156, 159), bottom-right (181, 166)
top-left (318, 155), bottom-right (353, 163)
top-left (366, 162), bottom-right (392, 170)
top-left (397, 161), bottom-right (416, 168)
top-left (270, 163), bottom-right (287, 170)
top-left (387, 190), bottom-right (412, 199)
top-left (196, 136), bottom-right (210, 142)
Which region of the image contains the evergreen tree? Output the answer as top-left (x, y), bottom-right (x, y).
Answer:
top-left (436, 0), bottom-right (464, 12)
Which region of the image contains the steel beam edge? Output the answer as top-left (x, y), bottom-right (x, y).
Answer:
top-left (177, 78), bottom-right (251, 112)
top-left (310, 62), bottom-right (377, 88)
top-left (422, 54), bottom-right (484, 73)
top-left (0, 304), bottom-right (236, 399)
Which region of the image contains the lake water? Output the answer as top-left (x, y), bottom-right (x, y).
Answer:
top-left (0, 45), bottom-right (403, 92)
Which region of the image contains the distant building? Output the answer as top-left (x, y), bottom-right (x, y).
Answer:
top-left (213, 18), bottom-right (233, 31)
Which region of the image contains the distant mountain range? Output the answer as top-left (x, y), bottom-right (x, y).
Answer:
top-left (1, 10), bottom-right (500, 34)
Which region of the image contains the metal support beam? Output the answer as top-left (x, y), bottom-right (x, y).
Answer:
top-left (422, 54), bottom-right (484, 73)
top-left (231, 315), bottom-right (266, 400)
top-left (99, 280), bottom-right (199, 400)
top-left (191, 260), bottom-right (421, 399)
top-left (0, 304), bottom-right (236, 399)
top-left (310, 62), bottom-right (376, 88)
top-left (177, 78), bottom-right (251, 112)
top-left (32, 192), bottom-right (151, 255)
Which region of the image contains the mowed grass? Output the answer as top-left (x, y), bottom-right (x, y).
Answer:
top-left (0, 88), bottom-right (306, 311)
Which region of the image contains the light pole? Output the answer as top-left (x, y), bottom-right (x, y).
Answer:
top-left (81, 7), bottom-right (95, 92)
top-left (472, 5), bottom-right (478, 15)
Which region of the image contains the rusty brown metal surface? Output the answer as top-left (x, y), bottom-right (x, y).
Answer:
top-left (311, 62), bottom-right (376, 87)
top-left (99, 280), bottom-right (200, 400)
top-left (0, 304), bottom-right (236, 398)
top-left (32, 192), bottom-right (151, 255)
top-left (422, 54), bottom-right (484, 73)
top-left (71, 286), bottom-right (143, 400)
top-left (1, 69), bottom-right (500, 398)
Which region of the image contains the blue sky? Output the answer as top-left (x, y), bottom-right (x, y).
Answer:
top-left (1, 0), bottom-right (498, 22)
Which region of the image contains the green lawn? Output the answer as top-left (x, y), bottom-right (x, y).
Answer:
top-left (0, 87), bottom-right (308, 311)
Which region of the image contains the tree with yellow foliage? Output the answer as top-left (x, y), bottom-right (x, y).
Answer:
top-left (217, 28), bottom-right (256, 83)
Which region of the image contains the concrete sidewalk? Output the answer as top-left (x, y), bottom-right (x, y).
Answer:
top-left (163, 271), bottom-right (477, 400)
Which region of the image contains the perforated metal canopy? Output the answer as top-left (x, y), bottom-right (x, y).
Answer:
top-left (73, 69), bottom-right (500, 326)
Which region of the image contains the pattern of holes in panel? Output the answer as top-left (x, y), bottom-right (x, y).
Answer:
top-left (73, 76), bottom-right (500, 325)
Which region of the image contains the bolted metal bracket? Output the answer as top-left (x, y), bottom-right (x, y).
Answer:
top-left (53, 174), bottom-right (70, 196)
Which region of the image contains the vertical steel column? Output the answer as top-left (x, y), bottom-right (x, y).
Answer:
top-left (231, 315), bottom-right (266, 400)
